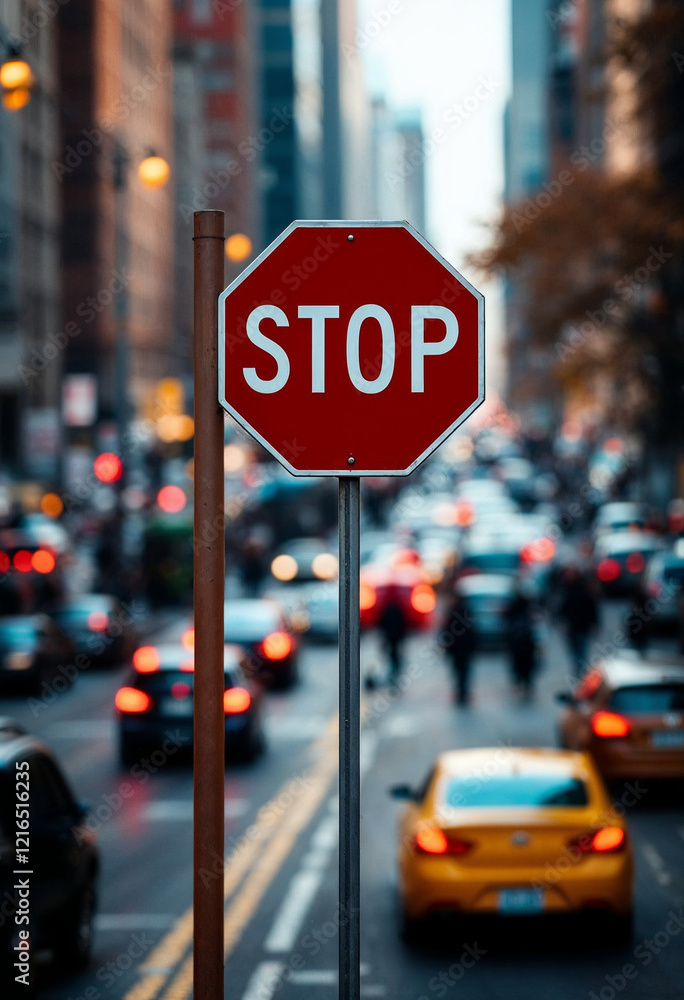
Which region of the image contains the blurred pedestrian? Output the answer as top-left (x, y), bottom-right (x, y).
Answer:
top-left (439, 591), bottom-right (477, 705)
top-left (557, 566), bottom-right (600, 676)
top-left (505, 583), bottom-right (539, 696)
top-left (377, 584), bottom-right (408, 684)
top-left (627, 582), bottom-right (651, 656)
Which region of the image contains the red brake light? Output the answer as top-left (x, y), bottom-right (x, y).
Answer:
top-left (625, 552), bottom-right (645, 574)
top-left (592, 710), bottom-right (630, 738)
top-left (31, 549), bottom-right (55, 574)
top-left (181, 627), bottom-right (195, 650)
top-left (359, 583), bottom-right (376, 611)
top-left (223, 686), bottom-right (251, 714)
top-left (414, 827), bottom-right (473, 856)
top-left (13, 550), bottom-right (33, 573)
top-left (597, 558), bottom-right (621, 582)
top-left (570, 826), bottom-right (626, 854)
top-left (133, 646), bottom-right (161, 673)
top-left (170, 681), bottom-right (192, 701)
top-left (87, 611), bottom-right (109, 632)
top-left (521, 538), bottom-right (556, 563)
top-left (410, 583), bottom-right (436, 614)
top-left (115, 687), bottom-right (151, 713)
top-left (261, 631), bottom-right (293, 660)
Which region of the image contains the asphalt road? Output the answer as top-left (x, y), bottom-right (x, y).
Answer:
top-left (2, 599), bottom-right (683, 1000)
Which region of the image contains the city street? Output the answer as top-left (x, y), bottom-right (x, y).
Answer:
top-left (2, 599), bottom-right (680, 1000)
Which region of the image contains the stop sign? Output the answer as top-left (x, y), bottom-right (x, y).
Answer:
top-left (218, 221), bottom-right (484, 475)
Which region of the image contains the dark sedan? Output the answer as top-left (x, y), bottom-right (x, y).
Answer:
top-left (0, 725), bottom-right (99, 986)
top-left (224, 599), bottom-right (299, 688)
top-left (47, 594), bottom-right (139, 668)
top-left (0, 616), bottom-right (75, 693)
top-left (115, 643), bottom-right (267, 766)
top-left (594, 531), bottom-right (665, 595)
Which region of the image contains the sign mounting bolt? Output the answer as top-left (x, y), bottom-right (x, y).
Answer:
top-left (347, 234), bottom-right (354, 242)
top-left (348, 455), bottom-right (355, 465)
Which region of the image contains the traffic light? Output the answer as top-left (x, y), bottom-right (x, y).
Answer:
top-left (93, 452), bottom-right (123, 484)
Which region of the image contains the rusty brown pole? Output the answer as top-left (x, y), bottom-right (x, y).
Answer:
top-left (193, 209), bottom-right (226, 1000)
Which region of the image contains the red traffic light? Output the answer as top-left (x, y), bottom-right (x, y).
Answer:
top-left (157, 485), bottom-right (186, 513)
top-left (94, 452), bottom-right (123, 484)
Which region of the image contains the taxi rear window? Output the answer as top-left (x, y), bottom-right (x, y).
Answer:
top-left (609, 685), bottom-right (684, 714)
top-left (442, 775), bottom-right (588, 808)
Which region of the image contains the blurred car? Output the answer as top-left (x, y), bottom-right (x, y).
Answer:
top-left (594, 531), bottom-right (666, 595)
top-left (593, 502), bottom-right (650, 540)
top-left (0, 615), bottom-right (75, 693)
top-left (115, 643), bottom-right (266, 765)
top-left (224, 599), bottom-right (299, 688)
top-left (47, 594), bottom-right (138, 667)
top-left (557, 654), bottom-right (684, 780)
top-left (19, 513), bottom-right (71, 556)
top-left (0, 725), bottom-right (99, 980)
top-left (269, 537), bottom-right (338, 585)
top-left (359, 558), bottom-right (436, 631)
top-left (0, 528), bottom-right (64, 611)
top-left (455, 574), bottom-right (515, 649)
top-left (392, 747), bottom-right (632, 940)
top-left (643, 548), bottom-right (684, 629)
top-left (293, 582), bottom-right (338, 643)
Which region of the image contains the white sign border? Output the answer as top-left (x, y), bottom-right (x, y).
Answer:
top-left (217, 219), bottom-right (485, 477)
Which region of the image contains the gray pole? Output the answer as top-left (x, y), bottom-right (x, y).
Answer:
top-left (338, 476), bottom-right (361, 1000)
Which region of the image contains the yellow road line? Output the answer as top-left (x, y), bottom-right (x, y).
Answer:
top-left (123, 716), bottom-right (338, 1000)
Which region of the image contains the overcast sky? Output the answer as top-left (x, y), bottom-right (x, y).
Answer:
top-left (357, 0), bottom-right (512, 388)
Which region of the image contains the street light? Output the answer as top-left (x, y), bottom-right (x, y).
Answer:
top-left (138, 153), bottom-right (170, 190)
top-left (0, 30), bottom-right (33, 112)
top-left (225, 232), bottom-right (253, 263)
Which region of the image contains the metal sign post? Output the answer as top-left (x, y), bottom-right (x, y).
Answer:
top-left (193, 210), bottom-right (226, 1000)
top-left (338, 477), bottom-right (361, 1000)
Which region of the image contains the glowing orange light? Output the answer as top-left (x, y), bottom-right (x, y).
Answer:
top-left (411, 584), bottom-right (436, 614)
top-left (0, 59), bottom-right (32, 90)
top-left (591, 827), bottom-right (625, 852)
top-left (133, 646), bottom-right (161, 673)
top-left (415, 827), bottom-right (448, 855)
top-left (454, 502), bottom-right (475, 527)
top-left (521, 538), bottom-right (556, 563)
top-left (359, 583), bottom-right (377, 611)
top-left (2, 86), bottom-right (30, 111)
top-left (138, 155), bottom-right (170, 189)
top-left (262, 631), bottom-right (293, 660)
top-left (94, 453), bottom-right (123, 484)
top-left (41, 492), bottom-right (64, 518)
top-left (31, 549), bottom-right (55, 574)
top-left (223, 686), bottom-right (251, 713)
top-left (13, 550), bottom-right (33, 573)
top-left (87, 611), bottom-right (109, 632)
top-left (225, 233), bottom-right (253, 262)
top-left (181, 628), bottom-right (195, 651)
top-left (115, 687), bottom-right (151, 713)
top-left (592, 711), bottom-right (630, 738)
top-left (157, 485), bottom-right (186, 514)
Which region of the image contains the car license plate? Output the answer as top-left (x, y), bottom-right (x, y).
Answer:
top-left (498, 888), bottom-right (544, 914)
top-left (652, 731), bottom-right (684, 749)
top-left (160, 698), bottom-right (193, 718)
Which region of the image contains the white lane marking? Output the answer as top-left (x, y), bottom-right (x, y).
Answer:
top-left (266, 716), bottom-right (328, 740)
top-left (241, 960), bottom-right (286, 1000)
top-left (96, 914), bottom-right (174, 931)
top-left (642, 843), bottom-right (672, 886)
top-left (142, 799), bottom-right (248, 821)
top-left (264, 810), bottom-right (338, 953)
top-left (288, 970), bottom-right (336, 985)
top-left (45, 721), bottom-right (115, 739)
top-left (264, 869), bottom-right (326, 953)
top-left (381, 714), bottom-right (420, 739)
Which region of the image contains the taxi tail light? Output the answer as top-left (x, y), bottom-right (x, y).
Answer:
top-left (592, 711), bottom-right (631, 738)
top-left (261, 631), bottom-right (293, 660)
top-left (223, 686), bottom-right (251, 714)
top-left (569, 826), bottom-right (626, 854)
top-left (359, 583), bottom-right (377, 612)
top-left (597, 558), bottom-right (621, 583)
top-left (115, 687), bottom-right (151, 713)
top-left (414, 827), bottom-right (473, 856)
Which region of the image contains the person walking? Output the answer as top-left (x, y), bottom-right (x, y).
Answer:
top-left (439, 591), bottom-right (477, 705)
top-left (557, 565), bottom-right (600, 676)
top-left (377, 584), bottom-right (408, 684)
top-left (505, 584), bottom-right (539, 696)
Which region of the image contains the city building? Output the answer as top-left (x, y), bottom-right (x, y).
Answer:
top-left (370, 98), bottom-right (426, 231)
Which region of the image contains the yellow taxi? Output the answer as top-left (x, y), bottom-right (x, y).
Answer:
top-left (392, 747), bottom-right (633, 940)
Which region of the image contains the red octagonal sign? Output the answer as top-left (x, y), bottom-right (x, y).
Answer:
top-left (218, 221), bottom-right (484, 476)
